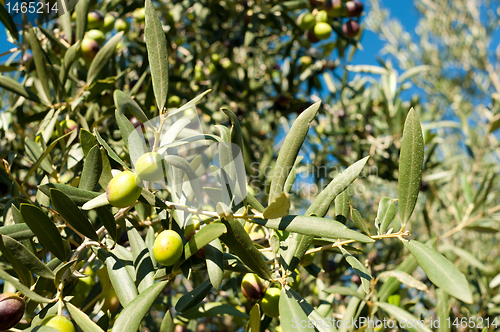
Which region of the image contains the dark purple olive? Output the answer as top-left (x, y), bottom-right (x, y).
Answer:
top-left (306, 29), bottom-right (320, 43)
top-left (0, 293), bottom-right (25, 331)
top-left (345, 1), bottom-right (364, 17)
top-left (342, 20), bottom-right (360, 38)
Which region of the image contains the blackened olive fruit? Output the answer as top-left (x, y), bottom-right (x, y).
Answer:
top-left (342, 20), bottom-right (360, 38)
top-left (0, 292), bottom-right (25, 331)
top-left (241, 273), bottom-right (268, 301)
top-left (345, 1), bottom-right (364, 17)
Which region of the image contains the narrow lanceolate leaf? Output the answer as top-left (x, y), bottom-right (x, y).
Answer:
top-left (219, 218), bottom-right (272, 280)
top-left (126, 221), bottom-right (154, 293)
top-left (288, 288), bottom-right (338, 332)
top-left (112, 280), bottom-right (168, 332)
top-left (334, 189), bottom-right (349, 224)
top-left (376, 198), bottom-right (397, 234)
top-left (349, 203), bottom-right (370, 235)
top-left (376, 302), bottom-right (432, 332)
top-left (398, 108), bottom-right (424, 229)
top-left (115, 110), bottom-right (136, 147)
top-left (145, 0), bottom-right (169, 111)
top-left (96, 206), bottom-right (117, 243)
top-left (279, 287), bottom-right (316, 332)
top-left (50, 189), bottom-right (99, 241)
top-left (436, 289), bottom-right (450, 332)
top-left (66, 302), bottom-right (105, 332)
top-left (247, 304), bottom-right (260, 332)
top-left (0, 235), bottom-right (55, 279)
top-left (79, 145), bottom-right (102, 191)
top-left (403, 240), bottom-right (473, 304)
top-left (263, 192), bottom-right (290, 219)
top-left (114, 90), bottom-right (150, 125)
top-left (28, 28), bottom-right (52, 104)
top-left (0, 74), bottom-right (41, 103)
top-left (38, 183), bottom-right (101, 206)
top-left (105, 251), bottom-right (138, 307)
top-left (82, 193), bottom-right (109, 210)
top-left (179, 223), bottom-right (227, 265)
top-left (0, 4), bottom-right (19, 40)
top-left (377, 270), bottom-right (428, 291)
top-left (323, 286), bottom-right (365, 300)
top-left (205, 238), bottom-right (224, 290)
top-left (0, 223), bottom-right (34, 240)
top-left (377, 254), bottom-right (418, 302)
top-left (252, 215), bottom-right (374, 243)
top-left (0, 267), bottom-right (53, 303)
top-left (340, 246), bottom-right (372, 294)
top-left (175, 279), bottom-right (213, 313)
top-left (437, 244), bottom-right (491, 272)
top-left (160, 309), bottom-right (175, 332)
top-left (87, 32), bottom-right (124, 84)
top-left (20, 204), bottom-right (67, 261)
top-left (268, 101), bottom-right (321, 204)
top-left (59, 41), bottom-right (81, 85)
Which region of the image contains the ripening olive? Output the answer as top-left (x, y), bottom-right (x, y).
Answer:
top-left (106, 170), bottom-right (142, 208)
top-left (345, 1), bottom-right (364, 17)
top-left (87, 10), bottom-right (104, 30)
top-left (153, 230), bottom-right (184, 266)
top-left (306, 29), bottom-right (320, 43)
top-left (135, 152), bottom-right (165, 182)
top-left (297, 12), bottom-right (315, 30)
top-left (261, 287), bottom-right (280, 318)
top-left (241, 273), bottom-right (268, 301)
top-left (314, 22), bottom-right (332, 40)
top-left (325, 0), bottom-right (345, 17)
top-left (114, 18), bottom-right (130, 33)
top-left (81, 37), bottom-right (100, 60)
top-left (315, 10), bottom-right (329, 23)
top-left (86, 29), bottom-right (105, 45)
top-left (0, 292), bottom-right (25, 331)
top-left (40, 315), bottom-right (76, 332)
top-left (342, 20), bottom-right (360, 38)
top-left (102, 13), bottom-right (115, 33)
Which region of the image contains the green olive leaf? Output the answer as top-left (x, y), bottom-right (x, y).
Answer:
top-left (376, 302), bottom-right (432, 332)
top-left (175, 279), bottom-right (212, 313)
top-left (349, 203), bottom-right (370, 235)
top-left (398, 108), bottom-right (424, 229)
top-left (340, 246), bottom-right (372, 294)
top-left (279, 287), bottom-right (316, 332)
top-left (376, 197), bottom-right (397, 234)
top-left (66, 302), bottom-right (105, 332)
top-left (39, 183), bottom-right (101, 206)
top-left (205, 238), bottom-right (224, 291)
top-left (263, 192), bottom-right (290, 219)
top-left (105, 251), bottom-right (138, 307)
top-left (87, 32), bottom-right (124, 85)
top-left (79, 145), bottom-right (103, 191)
top-left (126, 220), bottom-right (155, 293)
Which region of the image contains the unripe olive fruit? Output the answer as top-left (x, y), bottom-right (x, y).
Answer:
top-left (299, 56), bottom-right (312, 68)
top-left (315, 10), bottom-right (329, 23)
top-left (81, 37), bottom-right (100, 60)
top-left (114, 18), bottom-right (130, 33)
top-left (288, 269), bottom-right (301, 290)
top-left (40, 315), bottom-right (76, 332)
top-left (325, 0), bottom-right (345, 17)
top-left (133, 8), bottom-right (145, 22)
top-left (241, 273), bottom-right (268, 301)
top-left (106, 170), bottom-right (142, 208)
top-left (210, 53), bottom-right (221, 63)
top-left (184, 217), bottom-right (201, 241)
top-left (102, 288), bottom-right (119, 313)
top-left (87, 10), bottom-right (104, 30)
top-left (345, 1), bottom-right (364, 17)
top-left (61, 119), bottom-right (78, 133)
top-left (220, 58), bottom-right (232, 70)
top-left (86, 29), bottom-right (105, 45)
top-left (342, 20), bottom-right (360, 38)
top-left (168, 95), bottom-right (181, 107)
top-left (314, 22), bottom-right (332, 40)
top-left (0, 292), bottom-right (25, 331)
top-left (102, 14), bottom-right (115, 33)
top-left (297, 12), bottom-right (315, 30)
top-left (261, 287), bottom-right (280, 317)
top-left (135, 152), bottom-right (165, 182)
top-left (300, 246), bottom-right (315, 266)
top-left (153, 230), bottom-right (184, 266)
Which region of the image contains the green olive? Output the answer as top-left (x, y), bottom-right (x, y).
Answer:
top-left (184, 217), bottom-right (201, 241)
top-left (288, 269), bottom-right (301, 290)
top-left (299, 56), bottom-right (313, 68)
top-left (325, 0), bottom-right (345, 17)
top-left (135, 152), bottom-right (165, 182)
top-left (168, 95), bottom-right (181, 107)
top-left (86, 29), bottom-right (105, 45)
top-left (314, 22), bottom-right (332, 40)
top-left (0, 292), bottom-right (25, 331)
top-left (40, 315), bottom-right (76, 332)
top-left (297, 12), bottom-right (315, 30)
top-left (153, 230), bottom-right (184, 266)
top-left (102, 288), bottom-right (120, 313)
top-left (114, 18), bottom-right (130, 33)
top-left (102, 14), bottom-right (115, 33)
top-left (106, 170), bottom-right (142, 208)
top-left (261, 287), bottom-right (280, 317)
top-left (241, 273), bottom-right (268, 301)
top-left (315, 10), bottom-right (329, 23)
top-left (133, 8), bottom-right (145, 22)
top-left (299, 246), bottom-right (315, 266)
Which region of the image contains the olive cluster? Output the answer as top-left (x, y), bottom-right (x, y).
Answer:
top-left (297, 0), bottom-right (364, 42)
top-left (78, 8), bottom-right (145, 61)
